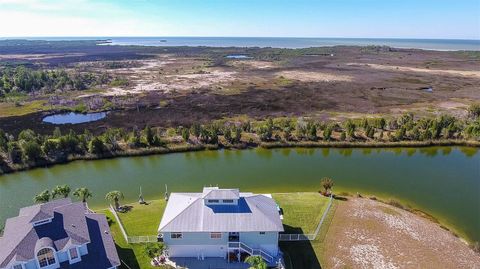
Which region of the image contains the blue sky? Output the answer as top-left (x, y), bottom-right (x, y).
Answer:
top-left (0, 0), bottom-right (479, 39)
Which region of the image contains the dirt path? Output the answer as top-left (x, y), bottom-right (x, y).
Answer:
top-left (323, 198), bottom-right (480, 269)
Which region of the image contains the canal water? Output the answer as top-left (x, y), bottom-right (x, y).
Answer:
top-left (0, 147), bottom-right (478, 241)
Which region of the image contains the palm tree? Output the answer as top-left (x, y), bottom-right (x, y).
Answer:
top-left (320, 177), bottom-right (334, 195)
top-left (105, 191), bottom-right (124, 211)
top-left (245, 255), bottom-right (267, 269)
top-left (51, 185), bottom-right (71, 199)
top-left (73, 187), bottom-right (93, 203)
top-left (33, 190), bottom-right (51, 203)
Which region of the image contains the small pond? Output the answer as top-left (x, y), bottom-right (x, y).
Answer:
top-left (226, 55), bottom-right (252, 59)
top-left (42, 112), bottom-right (107, 124)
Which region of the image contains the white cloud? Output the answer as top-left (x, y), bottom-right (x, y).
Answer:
top-left (0, 10), bottom-right (160, 36)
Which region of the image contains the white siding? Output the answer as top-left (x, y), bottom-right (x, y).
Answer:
top-left (240, 232), bottom-right (279, 256)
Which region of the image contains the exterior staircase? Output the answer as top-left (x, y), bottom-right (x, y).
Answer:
top-left (227, 242), bottom-right (274, 263)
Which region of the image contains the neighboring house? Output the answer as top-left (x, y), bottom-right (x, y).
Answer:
top-left (0, 198), bottom-right (120, 269)
top-left (158, 187), bottom-right (284, 264)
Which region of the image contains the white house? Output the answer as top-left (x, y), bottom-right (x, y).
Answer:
top-left (0, 198), bottom-right (120, 269)
top-left (158, 187), bottom-right (284, 264)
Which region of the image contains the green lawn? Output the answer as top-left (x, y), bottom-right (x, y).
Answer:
top-left (117, 199), bottom-right (167, 236)
top-left (273, 192), bottom-right (330, 234)
top-left (101, 193), bottom-right (333, 269)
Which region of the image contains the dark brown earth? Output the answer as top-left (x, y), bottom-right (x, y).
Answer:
top-left (1, 41), bottom-right (479, 135)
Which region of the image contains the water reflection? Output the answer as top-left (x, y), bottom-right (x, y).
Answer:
top-left (321, 148), bottom-right (330, 157)
top-left (460, 147), bottom-right (479, 157)
top-left (419, 148), bottom-right (439, 157)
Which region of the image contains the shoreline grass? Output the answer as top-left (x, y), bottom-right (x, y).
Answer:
top-left (1, 139), bottom-right (478, 176)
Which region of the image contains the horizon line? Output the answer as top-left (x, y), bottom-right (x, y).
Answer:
top-left (1, 36), bottom-right (479, 41)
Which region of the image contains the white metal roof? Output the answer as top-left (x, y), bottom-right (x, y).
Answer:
top-left (158, 189), bottom-right (284, 233)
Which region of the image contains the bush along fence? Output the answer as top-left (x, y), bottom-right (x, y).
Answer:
top-left (278, 194), bottom-right (334, 241)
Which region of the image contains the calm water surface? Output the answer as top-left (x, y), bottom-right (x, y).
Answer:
top-left (42, 112), bottom-right (107, 124)
top-left (4, 37), bottom-right (479, 50)
top-left (0, 147), bottom-right (478, 241)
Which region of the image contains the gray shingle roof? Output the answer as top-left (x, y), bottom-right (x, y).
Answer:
top-left (0, 198), bottom-right (120, 268)
top-left (158, 189), bottom-right (284, 233)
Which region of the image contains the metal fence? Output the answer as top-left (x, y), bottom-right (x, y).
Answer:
top-left (278, 194), bottom-right (334, 241)
top-left (127, 235), bottom-right (158, 243)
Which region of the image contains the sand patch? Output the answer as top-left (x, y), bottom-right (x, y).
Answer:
top-left (230, 60), bottom-right (277, 69)
top-left (277, 70), bottom-right (353, 82)
top-left (0, 53), bottom-right (86, 60)
top-left (324, 198), bottom-right (480, 269)
top-left (347, 63), bottom-right (480, 78)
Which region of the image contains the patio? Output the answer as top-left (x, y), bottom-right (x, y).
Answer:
top-left (168, 257), bottom-right (250, 269)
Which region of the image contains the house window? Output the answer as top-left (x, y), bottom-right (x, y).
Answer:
top-left (69, 247), bottom-right (79, 260)
top-left (223, 199), bottom-right (234, 203)
top-left (259, 232), bottom-right (266, 235)
top-left (37, 248), bottom-right (56, 267)
top-left (12, 264), bottom-right (23, 269)
top-left (171, 233), bottom-right (183, 239)
top-left (208, 199), bottom-right (219, 203)
top-left (210, 232), bottom-right (222, 239)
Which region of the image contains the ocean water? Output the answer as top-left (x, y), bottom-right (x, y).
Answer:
top-left (2, 37), bottom-right (480, 51)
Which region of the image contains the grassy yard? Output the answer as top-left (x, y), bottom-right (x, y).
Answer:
top-left (117, 199), bottom-right (167, 236)
top-left (273, 192), bottom-right (330, 234)
top-left (101, 193), bottom-right (334, 269)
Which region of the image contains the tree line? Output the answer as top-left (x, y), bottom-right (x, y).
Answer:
top-left (0, 66), bottom-right (113, 97)
top-left (0, 107), bottom-right (479, 172)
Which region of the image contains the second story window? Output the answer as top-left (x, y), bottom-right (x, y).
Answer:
top-left (171, 232), bottom-right (183, 239)
top-left (208, 199), bottom-right (219, 203)
top-left (69, 247), bottom-right (79, 260)
top-left (222, 199), bottom-right (234, 203)
top-left (259, 232), bottom-right (266, 235)
top-left (13, 264), bottom-right (23, 269)
top-left (37, 248), bottom-right (56, 268)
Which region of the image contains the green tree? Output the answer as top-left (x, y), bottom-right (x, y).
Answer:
top-left (233, 127), bottom-right (242, 143)
top-left (42, 139), bottom-right (60, 159)
top-left (182, 128), bottom-right (190, 142)
top-left (144, 126), bottom-right (155, 146)
top-left (365, 125), bottom-right (375, 139)
top-left (323, 125), bottom-right (333, 141)
top-left (378, 118), bottom-right (386, 130)
top-left (395, 127), bottom-right (406, 141)
top-left (88, 137), bottom-right (105, 155)
top-left (0, 129), bottom-right (8, 152)
top-left (7, 142), bottom-right (22, 163)
top-left (224, 128), bottom-right (232, 143)
top-left (467, 103), bottom-right (480, 119)
top-left (73, 187), bottom-right (92, 203)
top-left (52, 185), bottom-right (71, 199)
top-left (245, 256), bottom-right (267, 269)
top-left (344, 120), bottom-right (356, 138)
top-left (22, 140), bottom-right (42, 162)
top-left (34, 190), bottom-right (51, 203)
top-left (53, 127), bottom-right (62, 138)
top-left (307, 122), bottom-right (317, 141)
top-left (106, 190), bottom-right (124, 211)
top-left (190, 123), bottom-right (202, 138)
top-left (320, 177), bottom-right (334, 195)
top-left (18, 129), bottom-right (36, 141)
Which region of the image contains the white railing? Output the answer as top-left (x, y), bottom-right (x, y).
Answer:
top-left (279, 194), bottom-right (334, 241)
top-left (127, 235), bottom-right (158, 243)
top-left (228, 241), bottom-right (273, 263)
